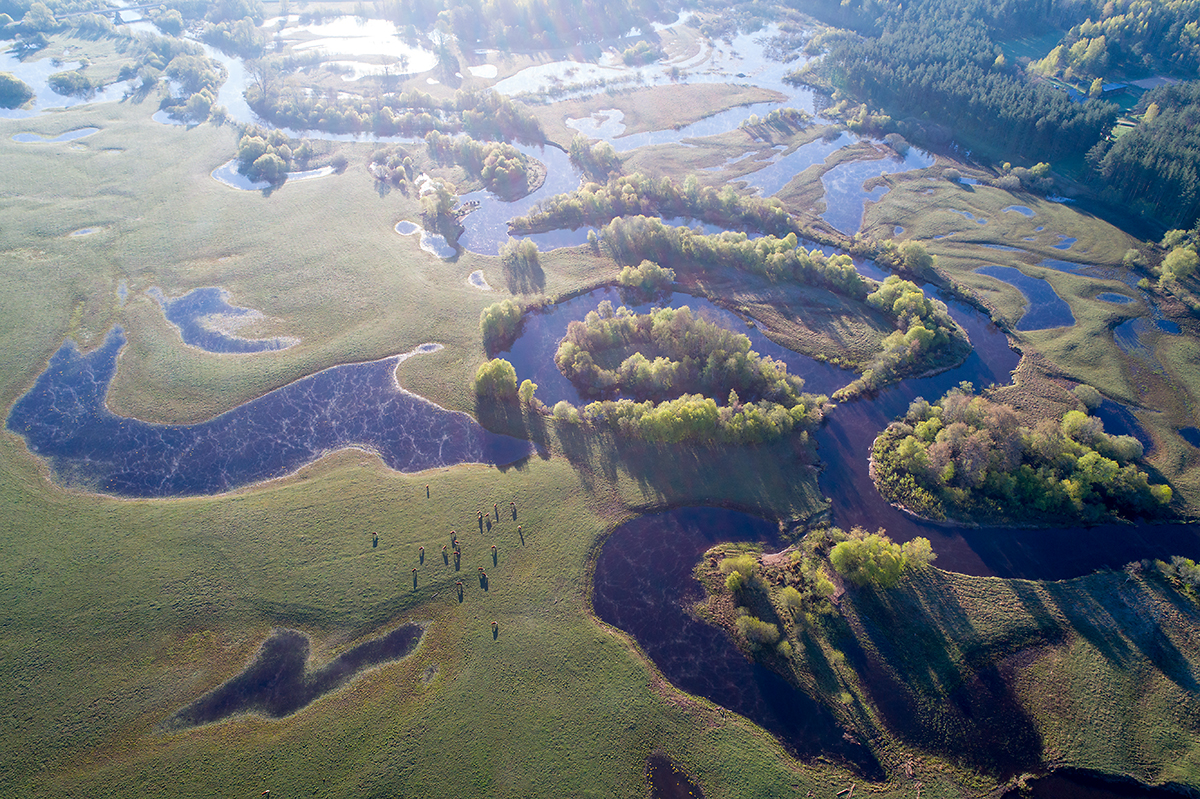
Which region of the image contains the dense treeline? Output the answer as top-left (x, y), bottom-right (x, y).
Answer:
top-left (600, 215), bottom-right (866, 293)
top-left (376, 0), bottom-right (664, 51)
top-left (805, 24), bottom-right (1117, 161)
top-left (555, 303), bottom-right (808, 406)
top-left (541, 302), bottom-right (827, 445)
top-left (872, 385), bottom-right (1172, 523)
top-left (1088, 82), bottom-right (1200, 228)
top-left (510, 172), bottom-right (798, 239)
top-left (425, 131), bottom-right (534, 196)
top-left (1047, 0), bottom-right (1200, 79)
top-left (245, 85), bottom-right (544, 143)
top-left (598, 217), bottom-right (965, 393)
top-left (564, 390), bottom-right (825, 445)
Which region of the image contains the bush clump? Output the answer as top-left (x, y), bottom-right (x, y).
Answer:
top-left (829, 530), bottom-right (935, 588)
top-left (872, 385), bottom-right (1171, 524)
top-left (0, 71), bottom-right (33, 109)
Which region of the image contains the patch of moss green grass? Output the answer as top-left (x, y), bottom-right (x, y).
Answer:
top-left (0, 97), bottom-right (859, 796)
top-left (673, 265), bottom-right (891, 371)
top-left (537, 83), bottom-right (786, 149)
top-left (0, 411), bottom-right (848, 799)
top-left (869, 179), bottom-right (1135, 267)
top-left (699, 544), bottom-right (1200, 790)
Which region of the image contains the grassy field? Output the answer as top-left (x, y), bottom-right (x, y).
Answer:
top-left (4, 12), bottom-right (1200, 799)
top-left (698, 547), bottom-right (1200, 793)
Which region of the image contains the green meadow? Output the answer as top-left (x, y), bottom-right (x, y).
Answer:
top-left (3, 8), bottom-right (1200, 799)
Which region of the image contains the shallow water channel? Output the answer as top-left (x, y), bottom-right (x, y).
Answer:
top-left (5, 332), bottom-right (530, 497)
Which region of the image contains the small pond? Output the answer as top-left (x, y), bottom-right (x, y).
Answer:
top-left (565, 108), bottom-right (627, 139)
top-left (283, 16), bottom-right (438, 70)
top-left (948, 208), bottom-right (988, 225)
top-left (6, 331), bottom-right (531, 497)
top-left (739, 131), bottom-right (853, 197)
top-left (165, 623), bottom-right (425, 728)
top-left (1179, 428), bottom-right (1200, 449)
top-left (12, 126), bottom-right (99, 143)
top-left (1002, 205), bottom-right (1036, 217)
top-left (819, 146), bottom-right (935, 234)
top-left (1093, 399), bottom-right (1154, 455)
top-left (148, 287), bottom-right (297, 354)
top-left (593, 506), bottom-right (883, 777)
top-left (975, 266), bottom-right (1075, 330)
top-left (1096, 292), bottom-right (1133, 304)
top-left (394, 220), bottom-right (457, 259)
top-left (467, 270), bottom-right (492, 290)
top-left (498, 287), bottom-right (850, 408)
top-left (0, 51), bottom-right (129, 119)
top-left (1054, 235), bottom-right (1078, 250)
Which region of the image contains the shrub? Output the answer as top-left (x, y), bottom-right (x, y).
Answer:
top-left (830, 531), bottom-right (935, 588)
top-left (474, 358), bottom-right (518, 399)
top-left (719, 554), bottom-right (758, 576)
top-left (736, 615), bottom-right (781, 645)
top-left (778, 585), bottom-right (804, 617)
top-left (0, 71), bottom-right (33, 108)
top-left (479, 298), bottom-right (524, 352)
top-left (1073, 384), bottom-right (1103, 410)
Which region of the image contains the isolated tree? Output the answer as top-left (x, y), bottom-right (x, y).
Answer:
top-left (474, 358), bottom-right (518, 399)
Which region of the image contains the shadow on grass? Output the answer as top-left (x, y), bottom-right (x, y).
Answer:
top-left (848, 577), bottom-right (1045, 778)
top-left (163, 624), bottom-right (424, 729)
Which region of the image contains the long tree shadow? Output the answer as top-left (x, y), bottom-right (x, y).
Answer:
top-left (162, 624), bottom-right (424, 729)
top-left (847, 578), bottom-right (1045, 778)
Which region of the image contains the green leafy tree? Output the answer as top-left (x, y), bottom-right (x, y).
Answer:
top-left (0, 72), bottom-right (33, 109)
top-left (474, 358), bottom-right (518, 400)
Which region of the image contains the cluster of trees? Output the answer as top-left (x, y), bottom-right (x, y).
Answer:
top-left (872, 385), bottom-right (1173, 523)
top-left (836, 275), bottom-right (963, 399)
top-left (47, 68), bottom-right (90, 96)
top-left (369, 145), bottom-right (416, 189)
top-left (1088, 82), bottom-right (1200, 229)
top-left (807, 25), bottom-right (1117, 161)
top-left (246, 83), bottom-right (544, 143)
top-left (0, 71), bottom-right (32, 108)
top-left (202, 16), bottom-right (266, 58)
top-left (543, 303), bottom-right (826, 445)
top-left (377, 0), bottom-right (664, 51)
top-left (620, 40), bottom-right (662, 65)
top-left (1049, 0), bottom-right (1200, 79)
top-left (739, 107), bottom-right (811, 135)
top-left (595, 217), bottom-right (964, 389)
top-left (235, 125), bottom-right (319, 183)
top-left (829, 529), bottom-right (936, 588)
top-left (510, 172), bottom-right (798, 240)
top-left (617, 259), bottom-right (675, 293)
top-left (567, 135), bottom-right (621, 182)
top-left (479, 295), bottom-right (548, 353)
top-left (571, 391), bottom-right (823, 445)
top-left (425, 131), bottom-right (532, 196)
top-left (555, 303), bottom-right (809, 406)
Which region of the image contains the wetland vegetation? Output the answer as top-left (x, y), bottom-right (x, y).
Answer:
top-left (4, 0), bottom-right (1200, 797)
